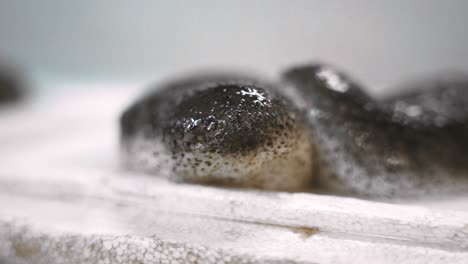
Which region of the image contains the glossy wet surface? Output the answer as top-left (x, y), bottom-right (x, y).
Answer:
top-left (121, 66), bottom-right (468, 197)
top-left (121, 74), bottom-right (314, 191)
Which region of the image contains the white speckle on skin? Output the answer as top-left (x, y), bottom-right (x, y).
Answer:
top-left (405, 105), bottom-right (422, 117)
top-left (317, 67), bottom-right (349, 93)
top-left (308, 108), bottom-right (330, 119)
top-left (185, 118), bottom-right (201, 130)
top-left (237, 87), bottom-right (270, 107)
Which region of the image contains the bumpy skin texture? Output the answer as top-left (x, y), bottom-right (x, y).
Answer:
top-left (283, 64), bottom-right (468, 197)
top-left (121, 74), bottom-right (313, 190)
top-left (122, 65), bottom-right (468, 197)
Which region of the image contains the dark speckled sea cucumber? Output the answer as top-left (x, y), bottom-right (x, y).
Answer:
top-left (120, 73), bottom-right (314, 191)
top-left (120, 64), bottom-right (468, 197)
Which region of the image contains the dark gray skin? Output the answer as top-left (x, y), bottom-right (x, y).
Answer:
top-left (121, 64), bottom-right (468, 198)
top-left (121, 74), bottom-right (313, 190)
top-left (122, 75), bottom-right (292, 156)
top-left (283, 64), bottom-right (468, 197)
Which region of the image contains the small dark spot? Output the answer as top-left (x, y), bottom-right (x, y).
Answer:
top-left (289, 226), bottom-right (320, 240)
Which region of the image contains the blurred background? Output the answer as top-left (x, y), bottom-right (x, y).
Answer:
top-left (1, 0), bottom-right (468, 95)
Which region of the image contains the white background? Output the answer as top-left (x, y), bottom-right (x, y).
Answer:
top-left (1, 0), bottom-right (468, 93)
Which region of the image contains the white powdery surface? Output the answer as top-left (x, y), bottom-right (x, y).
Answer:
top-left (0, 84), bottom-right (468, 263)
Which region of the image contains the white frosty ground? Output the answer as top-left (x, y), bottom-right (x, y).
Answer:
top-left (0, 84), bottom-right (468, 263)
